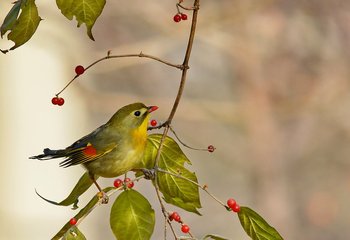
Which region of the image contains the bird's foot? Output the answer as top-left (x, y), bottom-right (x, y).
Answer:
top-left (141, 168), bottom-right (156, 180)
top-left (97, 191), bottom-right (109, 204)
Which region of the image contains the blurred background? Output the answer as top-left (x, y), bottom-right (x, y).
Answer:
top-left (1, 0), bottom-right (350, 239)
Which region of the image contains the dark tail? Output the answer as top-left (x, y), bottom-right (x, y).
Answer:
top-left (29, 148), bottom-right (67, 160)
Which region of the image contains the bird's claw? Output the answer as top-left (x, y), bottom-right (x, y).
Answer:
top-left (97, 191), bottom-right (109, 204)
top-left (141, 168), bottom-right (156, 180)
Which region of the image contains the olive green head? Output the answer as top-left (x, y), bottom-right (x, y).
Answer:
top-left (108, 102), bottom-right (158, 130)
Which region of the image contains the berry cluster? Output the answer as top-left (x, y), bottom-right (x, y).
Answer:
top-left (169, 212), bottom-right (190, 234)
top-left (51, 65), bottom-right (86, 106)
top-left (113, 178), bottom-right (134, 189)
top-left (227, 198), bottom-right (240, 213)
top-left (173, 13), bottom-right (188, 23)
top-left (51, 96), bottom-right (65, 106)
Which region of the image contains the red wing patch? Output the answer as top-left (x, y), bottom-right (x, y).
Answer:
top-left (83, 145), bottom-right (97, 156)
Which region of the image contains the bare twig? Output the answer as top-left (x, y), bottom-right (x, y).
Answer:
top-left (169, 125), bottom-right (207, 151)
top-left (56, 52), bottom-right (182, 96)
top-left (177, 3), bottom-right (199, 11)
top-left (148, 120), bottom-right (169, 131)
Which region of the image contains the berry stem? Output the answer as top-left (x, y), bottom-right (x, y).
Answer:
top-left (55, 75), bottom-right (78, 96)
top-left (147, 120), bottom-right (169, 131)
top-left (169, 125), bottom-right (208, 151)
top-left (177, 2), bottom-right (199, 11)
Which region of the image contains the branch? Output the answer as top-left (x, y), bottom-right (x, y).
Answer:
top-left (87, 52), bottom-right (184, 70)
top-left (152, 0), bottom-right (201, 238)
top-left (56, 52), bottom-right (182, 96)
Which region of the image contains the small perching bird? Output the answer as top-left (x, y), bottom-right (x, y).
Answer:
top-left (30, 102), bottom-right (158, 203)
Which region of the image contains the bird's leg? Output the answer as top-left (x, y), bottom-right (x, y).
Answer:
top-left (89, 173), bottom-right (109, 204)
top-left (136, 168), bottom-right (156, 180)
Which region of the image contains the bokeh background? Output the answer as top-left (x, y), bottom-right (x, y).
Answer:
top-left (1, 0), bottom-right (350, 239)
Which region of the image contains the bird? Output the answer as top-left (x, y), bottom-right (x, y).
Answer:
top-left (30, 102), bottom-right (158, 203)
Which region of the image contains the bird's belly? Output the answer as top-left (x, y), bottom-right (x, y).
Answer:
top-left (84, 148), bottom-right (144, 178)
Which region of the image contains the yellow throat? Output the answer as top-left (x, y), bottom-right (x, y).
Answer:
top-left (131, 116), bottom-right (149, 148)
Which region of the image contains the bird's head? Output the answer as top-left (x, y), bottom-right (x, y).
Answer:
top-left (108, 102), bottom-right (158, 131)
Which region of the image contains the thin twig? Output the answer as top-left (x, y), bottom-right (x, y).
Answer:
top-left (151, 0), bottom-right (201, 239)
top-left (177, 3), bottom-right (199, 11)
top-left (168, 0), bottom-right (200, 123)
top-left (169, 125), bottom-right (207, 151)
top-left (56, 52), bottom-right (182, 96)
top-left (85, 52), bottom-right (183, 71)
top-left (147, 120), bottom-right (169, 131)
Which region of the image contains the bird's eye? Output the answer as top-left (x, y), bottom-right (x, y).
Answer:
top-left (134, 111), bottom-right (141, 117)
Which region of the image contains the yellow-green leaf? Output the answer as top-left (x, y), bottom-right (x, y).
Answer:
top-left (36, 172), bottom-right (97, 209)
top-left (62, 226), bottom-right (86, 240)
top-left (238, 207), bottom-right (284, 240)
top-left (143, 134), bottom-right (201, 214)
top-left (7, 0), bottom-right (41, 50)
top-left (56, 0), bottom-right (106, 40)
top-left (110, 189), bottom-right (155, 240)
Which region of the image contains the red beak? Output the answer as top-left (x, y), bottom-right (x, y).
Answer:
top-left (148, 106), bottom-right (158, 113)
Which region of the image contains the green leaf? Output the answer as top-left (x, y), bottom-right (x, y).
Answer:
top-left (143, 134), bottom-right (201, 214)
top-left (56, 0), bottom-right (106, 40)
top-left (52, 186), bottom-right (114, 240)
top-left (6, 0), bottom-right (41, 50)
top-left (110, 189), bottom-right (155, 240)
top-left (62, 226), bottom-right (86, 240)
top-left (0, 0), bottom-right (22, 37)
top-left (36, 172), bottom-right (97, 209)
top-left (238, 207), bottom-right (284, 240)
top-left (203, 234), bottom-right (230, 240)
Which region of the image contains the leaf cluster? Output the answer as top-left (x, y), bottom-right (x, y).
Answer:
top-left (39, 134), bottom-right (283, 240)
top-left (1, 0), bottom-right (105, 52)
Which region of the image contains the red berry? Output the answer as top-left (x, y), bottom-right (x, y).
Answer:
top-left (75, 65), bottom-right (85, 75)
top-left (124, 178), bottom-right (134, 188)
top-left (227, 198), bottom-right (236, 209)
top-left (232, 203), bottom-right (240, 213)
top-left (173, 14), bottom-right (181, 22)
top-left (113, 178), bottom-right (123, 188)
top-left (181, 224), bottom-right (190, 233)
top-left (208, 145), bottom-right (215, 152)
top-left (69, 217), bottom-right (77, 225)
top-left (57, 97), bottom-right (65, 106)
top-left (169, 212), bottom-right (181, 222)
top-left (181, 13), bottom-right (188, 20)
top-left (150, 119), bottom-right (157, 127)
top-left (51, 97), bottom-right (59, 105)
